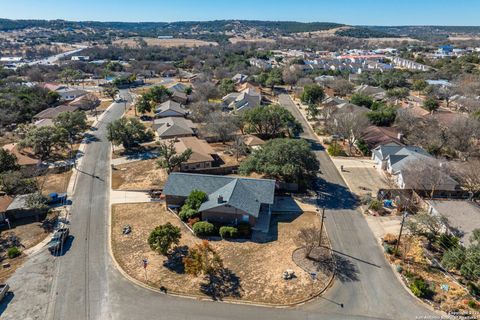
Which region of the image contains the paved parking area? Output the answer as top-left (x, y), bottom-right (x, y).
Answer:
top-left (330, 157), bottom-right (390, 197)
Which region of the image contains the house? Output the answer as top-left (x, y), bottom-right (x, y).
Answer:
top-left (5, 194), bottom-right (48, 220)
top-left (249, 58), bottom-right (272, 70)
top-left (154, 100), bottom-right (187, 118)
top-left (2, 143), bottom-right (41, 169)
top-left (0, 195), bottom-right (13, 221)
top-left (243, 135), bottom-right (265, 150)
top-left (335, 102), bottom-right (369, 115)
top-left (173, 137), bottom-right (216, 171)
top-left (68, 93), bottom-right (100, 111)
top-left (56, 88), bottom-right (88, 101)
top-left (322, 96), bottom-right (347, 108)
top-left (171, 90), bottom-right (188, 105)
top-left (222, 87), bottom-right (261, 113)
top-left (153, 117), bottom-right (196, 139)
top-left (71, 55), bottom-right (90, 61)
top-left (33, 104), bottom-right (80, 121)
top-left (354, 84), bottom-right (387, 100)
top-left (361, 126), bottom-right (404, 150)
top-left (163, 173), bottom-right (276, 233)
top-left (232, 73), bottom-right (248, 84)
top-left (426, 200), bottom-right (480, 246)
top-left (168, 82), bottom-right (189, 93)
top-left (372, 144), bottom-right (460, 195)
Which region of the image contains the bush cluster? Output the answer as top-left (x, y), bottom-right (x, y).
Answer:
top-left (7, 247), bottom-right (21, 259)
top-left (219, 226), bottom-right (238, 239)
top-left (193, 221), bottom-right (215, 236)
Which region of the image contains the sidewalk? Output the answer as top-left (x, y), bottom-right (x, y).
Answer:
top-left (110, 190), bottom-right (152, 204)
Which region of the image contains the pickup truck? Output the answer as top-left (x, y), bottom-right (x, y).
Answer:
top-left (48, 228), bottom-right (70, 254)
top-left (0, 283), bottom-right (9, 301)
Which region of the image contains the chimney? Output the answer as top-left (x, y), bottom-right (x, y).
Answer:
top-left (166, 122), bottom-right (171, 127)
top-left (397, 133), bottom-right (404, 143)
top-left (217, 195), bottom-right (224, 203)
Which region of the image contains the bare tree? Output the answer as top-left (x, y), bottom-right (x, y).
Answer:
top-left (200, 112), bottom-right (238, 144)
top-left (446, 116), bottom-right (480, 160)
top-left (188, 101), bottom-right (219, 123)
top-left (401, 158), bottom-right (456, 199)
top-left (296, 227), bottom-right (321, 259)
top-left (395, 108), bottom-right (419, 136)
top-left (329, 79), bottom-right (354, 97)
top-left (228, 135), bottom-right (248, 162)
top-left (449, 160), bottom-right (480, 199)
top-left (327, 111), bottom-right (369, 154)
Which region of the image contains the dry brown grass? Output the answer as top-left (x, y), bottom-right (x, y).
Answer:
top-left (112, 160), bottom-right (167, 190)
top-left (111, 203), bottom-right (330, 304)
top-left (113, 37), bottom-right (218, 48)
top-left (36, 171), bottom-right (72, 196)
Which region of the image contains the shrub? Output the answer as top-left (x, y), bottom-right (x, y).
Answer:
top-left (409, 278), bottom-right (433, 299)
top-left (467, 282), bottom-right (480, 297)
top-left (219, 226), bottom-right (238, 239)
top-left (437, 233), bottom-right (460, 251)
top-left (356, 139), bottom-right (371, 156)
top-left (185, 190), bottom-right (208, 210)
top-left (179, 205), bottom-right (199, 221)
top-left (193, 221), bottom-right (215, 236)
top-left (369, 199), bottom-right (383, 211)
top-left (187, 217), bottom-right (200, 227)
top-left (467, 300), bottom-right (478, 309)
top-left (327, 143), bottom-right (346, 156)
top-left (148, 223), bottom-right (181, 255)
top-left (7, 247), bottom-right (21, 259)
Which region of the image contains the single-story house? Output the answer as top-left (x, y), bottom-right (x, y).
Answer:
top-left (171, 90), bottom-right (188, 105)
top-left (154, 100), bottom-right (187, 118)
top-left (335, 102), bottom-right (369, 115)
top-left (0, 195), bottom-right (13, 221)
top-left (33, 104), bottom-right (80, 121)
top-left (354, 84), bottom-right (387, 100)
top-left (232, 73), bottom-right (248, 84)
top-left (222, 87), bottom-right (261, 113)
top-left (322, 96), bottom-right (347, 108)
top-left (68, 93), bottom-right (100, 111)
top-left (2, 143), bottom-right (41, 169)
top-left (173, 137), bottom-right (216, 171)
top-left (372, 144), bottom-right (461, 196)
top-left (168, 82), bottom-right (189, 93)
top-left (56, 88), bottom-right (88, 101)
top-left (426, 200), bottom-right (480, 246)
top-left (163, 172), bottom-right (275, 233)
top-left (243, 135), bottom-right (265, 150)
top-left (153, 117), bottom-right (196, 139)
top-left (361, 126), bottom-right (404, 150)
top-left (5, 194), bottom-right (48, 220)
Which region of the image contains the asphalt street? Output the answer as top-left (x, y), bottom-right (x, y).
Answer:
top-left (1, 91), bottom-right (438, 320)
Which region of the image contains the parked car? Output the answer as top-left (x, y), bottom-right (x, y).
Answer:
top-left (0, 283), bottom-right (9, 301)
top-left (48, 228), bottom-right (70, 254)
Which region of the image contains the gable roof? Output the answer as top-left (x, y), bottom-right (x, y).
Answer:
top-left (0, 195), bottom-right (13, 213)
top-left (361, 126), bottom-right (403, 150)
top-left (2, 143), bottom-right (40, 166)
top-left (153, 117), bottom-right (195, 138)
top-left (155, 100), bottom-right (186, 116)
top-left (173, 137), bottom-right (215, 163)
top-left (33, 104), bottom-right (80, 120)
top-left (243, 135), bottom-right (265, 147)
top-left (355, 84), bottom-right (386, 100)
top-left (388, 146), bottom-right (432, 174)
top-left (163, 173), bottom-right (275, 218)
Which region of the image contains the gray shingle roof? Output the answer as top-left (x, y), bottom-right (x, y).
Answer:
top-left (153, 117), bottom-right (194, 138)
top-left (155, 100), bottom-right (186, 116)
top-left (163, 173), bottom-right (276, 218)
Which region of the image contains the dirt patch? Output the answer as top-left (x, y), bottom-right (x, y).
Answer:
top-left (113, 37), bottom-right (218, 48)
top-left (36, 170), bottom-right (72, 196)
top-left (0, 210), bottom-right (58, 282)
top-left (111, 203), bottom-right (331, 304)
top-left (112, 159), bottom-right (167, 190)
top-left (209, 142), bottom-right (245, 166)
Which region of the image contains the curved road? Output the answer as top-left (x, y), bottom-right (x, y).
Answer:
top-left (2, 91), bottom-right (437, 320)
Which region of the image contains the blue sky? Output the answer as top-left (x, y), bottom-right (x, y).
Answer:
top-left (1, 0), bottom-right (479, 26)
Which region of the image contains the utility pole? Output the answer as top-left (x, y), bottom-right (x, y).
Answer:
top-left (317, 207), bottom-right (326, 247)
top-left (394, 212), bottom-right (408, 255)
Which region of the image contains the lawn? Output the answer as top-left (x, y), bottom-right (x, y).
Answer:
top-left (111, 203), bottom-right (332, 304)
top-left (112, 159), bottom-right (167, 190)
top-left (36, 170), bottom-right (72, 196)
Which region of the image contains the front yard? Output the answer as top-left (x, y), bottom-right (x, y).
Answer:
top-left (111, 203), bottom-right (332, 304)
top-left (112, 159), bottom-right (167, 190)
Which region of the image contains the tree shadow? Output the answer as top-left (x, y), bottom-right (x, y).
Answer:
top-left (314, 252), bottom-right (360, 283)
top-left (315, 177), bottom-right (358, 210)
top-left (200, 268), bottom-right (242, 301)
top-left (163, 245), bottom-right (188, 274)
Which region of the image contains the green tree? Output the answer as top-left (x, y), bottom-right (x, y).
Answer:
top-left (265, 68), bottom-right (283, 89)
top-left (156, 139), bottom-right (192, 173)
top-left (136, 95), bottom-right (152, 115)
top-left (54, 111), bottom-right (88, 144)
top-left (146, 85), bottom-right (172, 103)
top-left (184, 86), bottom-right (193, 95)
top-left (239, 138), bottom-right (319, 185)
top-left (0, 149), bottom-right (18, 173)
top-left (219, 78), bottom-right (236, 96)
top-left (242, 105), bottom-right (302, 138)
top-left (59, 68), bottom-right (82, 84)
top-left (102, 85), bottom-right (119, 100)
top-left (441, 247), bottom-right (466, 270)
top-left (25, 192), bottom-right (48, 210)
top-left (387, 88), bottom-right (409, 102)
top-left (423, 98), bottom-right (440, 113)
top-left (350, 93), bottom-right (374, 109)
top-left (107, 118), bottom-right (153, 149)
top-left (367, 105), bottom-right (397, 126)
top-left (184, 190), bottom-right (208, 210)
top-left (412, 79), bottom-right (428, 92)
top-left (148, 223), bottom-right (181, 255)
top-left (19, 126), bottom-right (68, 160)
top-left (301, 84), bottom-right (325, 105)
top-left (183, 240), bottom-right (223, 276)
